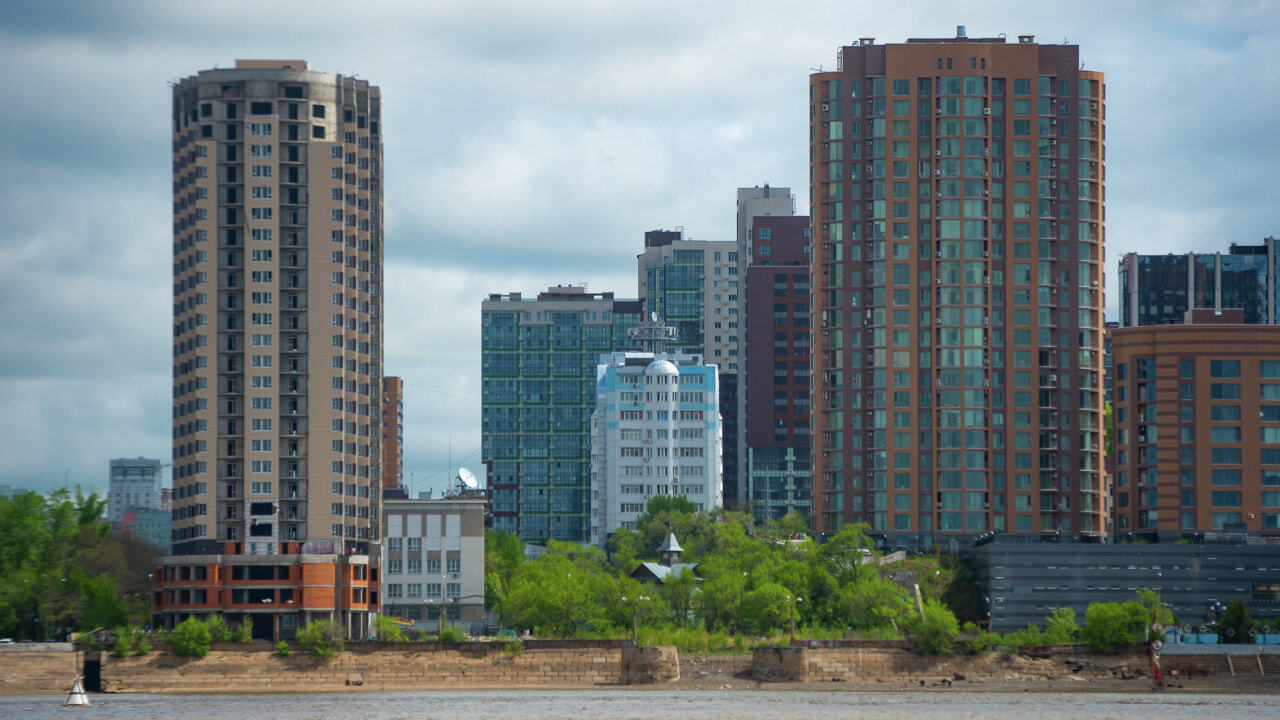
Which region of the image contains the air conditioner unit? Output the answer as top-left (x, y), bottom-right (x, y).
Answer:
top-left (983, 107), bottom-right (992, 115)
top-left (982, 251), bottom-right (989, 258)
top-left (936, 108), bottom-right (942, 114)
top-left (935, 150), bottom-right (942, 156)
top-left (982, 190), bottom-right (989, 196)
top-left (934, 169), bottom-right (942, 176)
top-left (821, 103), bottom-right (830, 111)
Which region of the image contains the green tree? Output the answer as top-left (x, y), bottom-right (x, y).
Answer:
top-left (1135, 587), bottom-right (1176, 641)
top-left (204, 615), bottom-right (233, 642)
top-left (1219, 599), bottom-right (1254, 644)
top-left (483, 529), bottom-right (525, 622)
top-left (373, 615), bottom-right (407, 642)
top-left (1081, 601), bottom-right (1149, 653)
top-left (0, 488), bottom-right (153, 641)
top-left (1043, 607), bottom-right (1079, 645)
top-left (168, 616), bottom-right (212, 658)
top-left (914, 599), bottom-right (960, 654)
top-left (297, 620), bottom-right (345, 658)
top-left (834, 574), bottom-right (914, 632)
top-left (740, 583), bottom-right (791, 636)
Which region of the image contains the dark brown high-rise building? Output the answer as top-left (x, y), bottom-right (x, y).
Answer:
top-left (382, 376), bottom-right (404, 490)
top-left (743, 215), bottom-right (812, 524)
top-left (810, 31), bottom-right (1107, 546)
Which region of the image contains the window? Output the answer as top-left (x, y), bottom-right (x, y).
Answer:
top-left (1210, 360), bottom-right (1240, 378)
top-left (1210, 383), bottom-right (1241, 399)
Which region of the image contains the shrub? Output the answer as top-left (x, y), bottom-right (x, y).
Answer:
top-left (914, 599), bottom-right (960, 655)
top-left (502, 640), bottom-right (524, 655)
top-left (373, 615), bottom-right (408, 642)
top-left (1081, 601), bottom-right (1148, 653)
top-left (232, 623), bottom-right (252, 643)
top-left (275, 641), bottom-right (290, 657)
top-left (1219, 599), bottom-right (1255, 644)
top-left (169, 617), bottom-right (212, 658)
top-left (112, 628), bottom-right (134, 658)
top-left (439, 626), bottom-right (467, 643)
top-left (1044, 607), bottom-right (1079, 645)
top-left (135, 636), bottom-right (152, 656)
top-left (204, 615), bottom-right (233, 643)
top-left (297, 620), bottom-right (344, 659)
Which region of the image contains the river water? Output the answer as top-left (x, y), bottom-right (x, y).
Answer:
top-left (4, 690), bottom-right (1278, 719)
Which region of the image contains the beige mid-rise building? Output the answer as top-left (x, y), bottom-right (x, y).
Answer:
top-left (168, 59), bottom-right (383, 557)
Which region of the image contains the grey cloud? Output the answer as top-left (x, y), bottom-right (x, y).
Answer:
top-left (1, 0), bottom-right (1278, 492)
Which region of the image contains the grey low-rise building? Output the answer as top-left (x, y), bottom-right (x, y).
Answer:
top-left (381, 496), bottom-right (486, 635)
top-left (971, 534), bottom-right (1280, 631)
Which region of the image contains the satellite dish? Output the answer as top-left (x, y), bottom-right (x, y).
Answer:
top-left (650, 311), bottom-right (658, 323)
top-left (457, 467), bottom-right (480, 489)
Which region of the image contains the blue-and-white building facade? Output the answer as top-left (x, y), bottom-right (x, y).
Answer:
top-left (590, 352), bottom-right (722, 546)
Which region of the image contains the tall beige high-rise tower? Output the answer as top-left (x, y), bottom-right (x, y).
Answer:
top-left (810, 32), bottom-right (1107, 546)
top-left (168, 60), bottom-right (383, 556)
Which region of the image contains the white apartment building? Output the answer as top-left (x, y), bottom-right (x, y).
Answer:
top-left (589, 352), bottom-right (722, 546)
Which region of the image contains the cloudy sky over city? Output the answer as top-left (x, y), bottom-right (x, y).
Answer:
top-left (0, 0), bottom-right (1276, 496)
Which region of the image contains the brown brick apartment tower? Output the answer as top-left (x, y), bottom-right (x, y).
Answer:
top-left (809, 31), bottom-right (1107, 547)
top-left (1111, 317), bottom-right (1280, 538)
top-left (160, 60), bottom-right (383, 638)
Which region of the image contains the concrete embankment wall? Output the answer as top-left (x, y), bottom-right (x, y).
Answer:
top-left (0, 645), bottom-right (79, 695)
top-left (101, 642), bottom-right (622, 692)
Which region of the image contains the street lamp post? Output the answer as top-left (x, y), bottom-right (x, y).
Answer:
top-left (787, 595), bottom-right (804, 646)
top-left (621, 596), bottom-right (649, 645)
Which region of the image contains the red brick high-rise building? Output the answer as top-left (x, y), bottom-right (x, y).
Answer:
top-left (810, 31), bottom-right (1107, 546)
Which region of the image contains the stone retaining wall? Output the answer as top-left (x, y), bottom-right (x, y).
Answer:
top-left (101, 644), bottom-right (621, 692)
top-left (0, 646), bottom-right (79, 695)
top-left (753, 646), bottom-right (1149, 684)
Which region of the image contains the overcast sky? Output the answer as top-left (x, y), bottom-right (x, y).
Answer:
top-left (1, 0), bottom-right (1276, 497)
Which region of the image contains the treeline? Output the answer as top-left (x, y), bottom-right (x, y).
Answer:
top-left (483, 497), bottom-right (1183, 654)
top-left (485, 498), bottom-right (971, 650)
top-left (0, 489), bottom-right (160, 640)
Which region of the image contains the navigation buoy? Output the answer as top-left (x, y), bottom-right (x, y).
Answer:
top-left (64, 676), bottom-right (90, 706)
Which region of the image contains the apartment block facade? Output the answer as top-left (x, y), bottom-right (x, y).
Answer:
top-left (1111, 320), bottom-right (1280, 537)
top-left (1118, 238), bottom-right (1280, 327)
top-left (743, 216), bottom-right (813, 524)
top-left (169, 59), bottom-right (383, 555)
top-left (810, 33), bottom-right (1107, 546)
top-left (637, 232), bottom-right (740, 505)
top-left (108, 457), bottom-right (164, 525)
top-left (162, 60), bottom-right (383, 636)
top-left (589, 353), bottom-right (722, 545)
top-left (481, 286), bottom-right (641, 542)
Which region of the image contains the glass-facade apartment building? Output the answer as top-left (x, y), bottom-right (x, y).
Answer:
top-left (809, 32), bottom-right (1107, 547)
top-left (1118, 238), bottom-right (1280, 327)
top-left (481, 286), bottom-right (641, 542)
